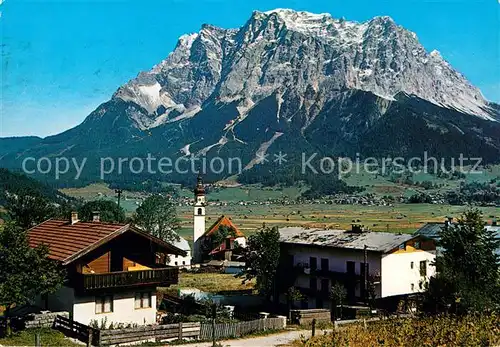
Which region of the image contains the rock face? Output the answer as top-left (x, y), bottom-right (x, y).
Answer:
top-left (2, 9), bottom-right (500, 183)
top-left (113, 9), bottom-right (497, 129)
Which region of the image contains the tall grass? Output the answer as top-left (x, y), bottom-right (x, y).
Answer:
top-left (293, 314), bottom-right (500, 347)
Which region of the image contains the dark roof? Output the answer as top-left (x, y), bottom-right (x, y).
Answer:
top-left (414, 222), bottom-right (445, 240)
top-left (415, 222), bottom-right (500, 241)
top-left (279, 227), bottom-right (417, 253)
top-left (28, 219), bottom-right (187, 265)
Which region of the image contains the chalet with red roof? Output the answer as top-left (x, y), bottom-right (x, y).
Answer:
top-left (27, 212), bottom-right (185, 326)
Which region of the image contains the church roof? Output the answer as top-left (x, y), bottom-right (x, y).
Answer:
top-left (204, 215), bottom-right (245, 238)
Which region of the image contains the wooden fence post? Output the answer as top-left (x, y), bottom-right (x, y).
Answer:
top-left (35, 331), bottom-right (41, 347)
top-left (178, 322), bottom-right (183, 341)
top-left (311, 318), bottom-right (316, 337)
top-left (212, 304), bottom-right (216, 347)
top-left (87, 328), bottom-right (93, 347)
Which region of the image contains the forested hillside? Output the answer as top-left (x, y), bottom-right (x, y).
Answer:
top-left (0, 168), bottom-right (70, 206)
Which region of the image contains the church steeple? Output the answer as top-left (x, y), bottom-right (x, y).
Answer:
top-left (193, 174), bottom-right (206, 263)
top-left (194, 174), bottom-right (205, 196)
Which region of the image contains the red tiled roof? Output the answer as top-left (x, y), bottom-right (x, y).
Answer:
top-left (204, 215), bottom-right (245, 238)
top-left (28, 219), bottom-right (127, 262)
top-left (28, 219), bottom-right (187, 264)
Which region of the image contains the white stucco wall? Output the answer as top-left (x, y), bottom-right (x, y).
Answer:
top-left (72, 290), bottom-right (157, 326)
top-left (168, 251), bottom-right (192, 268)
top-left (381, 251), bottom-right (436, 297)
top-left (235, 237), bottom-right (246, 248)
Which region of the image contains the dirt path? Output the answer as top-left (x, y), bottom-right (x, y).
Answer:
top-left (170, 329), bottom-right (331, 347)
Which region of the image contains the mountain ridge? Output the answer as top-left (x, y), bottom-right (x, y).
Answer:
top-left (1, 8), bottom-right (499, 185)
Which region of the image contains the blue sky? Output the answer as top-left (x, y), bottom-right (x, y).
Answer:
top-left (1, 0), bottom-right (499, 137)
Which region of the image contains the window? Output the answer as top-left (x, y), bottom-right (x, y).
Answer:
top-left (175, 261), bottom-right (178, 266)
top-left (321, 258), bottom-right (329, 271)
top-left (419, 282), bottom-right (423, 290)
top-left (346, 261), bottom-right (355, 274)
top-left (411, 283), bottom-right (415, 291)
top-left (197, 208), bottom-right (202, 215)
top-left (135, 292), bottom-right (152, 309)
top-left (420, 261), bottom-right (427, 276)
top-left (182, 261), bottom-right (186, 265)
top-left (95, 295), bottom-right (113, 314)
top-left (309, 277), bottom-right (317, 290)
top-left (309, 257), bottom-right (317, 270)
top-left (414, 241), bottom-right (421, 249)
top-left (410, 261), bottom-right (414, 269)
top-left (321, 279), bottom-right (329, 294)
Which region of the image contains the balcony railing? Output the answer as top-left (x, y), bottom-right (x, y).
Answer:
top-left (74, 267), bottom-right (179, 293)
top-left (295, 265), bottom-right (381, 283)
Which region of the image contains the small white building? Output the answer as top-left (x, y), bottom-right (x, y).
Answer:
top-left (28, 213), bottom-right (185, 327)
top-left (167, 235), bottom-right (192, 268)
top-left (279, 225), bottom-right (436, 309)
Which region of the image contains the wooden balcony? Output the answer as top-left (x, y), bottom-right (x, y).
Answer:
top-left (296, 265), bottom-right (381, 283)
top-left (73, 267), bottom-right (179, 293)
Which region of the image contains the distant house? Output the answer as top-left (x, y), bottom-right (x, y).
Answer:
top-left (278, 225), bottom-right (436, 309)
top-left (28, 212), bottom-right (186, 326)
top-left (415, 217), bottom-right (500, 256)
top-left (166, 234), bottom-right (192, 268)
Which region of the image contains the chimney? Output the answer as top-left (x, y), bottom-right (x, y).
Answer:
top-left (92, 211), bottom-right (100, 223)
top-left (71, 212), bottom-right (79, 225)
top-left (444, 216), bottom-right (453, 228)
top-left (351, 224), bottom-right (364, 233)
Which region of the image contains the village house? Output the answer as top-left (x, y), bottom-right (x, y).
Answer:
top-left (415, 217), bottom-right (500, 256)
top-left (166, 234), bottom-right (192, 268)
top-left (278, 225), bottom-right (436, 309)
top-left (27, 212), bottom-right (186, 326)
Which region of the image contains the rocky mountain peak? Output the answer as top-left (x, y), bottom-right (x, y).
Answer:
top-left (111, 8), bottom-right (498, 130)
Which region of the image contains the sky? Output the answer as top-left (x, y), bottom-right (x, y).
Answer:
top-left (0, 0), bottom-right (499, 138)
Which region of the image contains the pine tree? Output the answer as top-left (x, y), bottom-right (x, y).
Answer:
top-left (424, 209), bottom-right (500, 314)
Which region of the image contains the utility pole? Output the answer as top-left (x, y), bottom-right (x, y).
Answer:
top-left (363, 245), bottom-right (368, 305)
top-left (115, 189), bottom-right (123, 208)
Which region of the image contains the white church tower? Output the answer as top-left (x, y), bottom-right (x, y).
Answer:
top-left (193, 174), bottom-right (206, 264)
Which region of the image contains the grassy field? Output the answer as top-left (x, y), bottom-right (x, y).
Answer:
top-left (175, 203), bottom-right (499, 241)
top-left (59, 167), bottom-right (499, 242)
top-left (0, 328), bottom-right (81, 346)
top-left (60, 183), bottom-right (146, 213)
top-left (291, 314), bottom-right (500, 347)
top-left (343, 164), bottom-right (500, 196)
top-left (162, 272), bottom-right (255, 293)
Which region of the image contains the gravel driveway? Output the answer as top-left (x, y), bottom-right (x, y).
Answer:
top-left (170, 329), bottom-right (332, 347)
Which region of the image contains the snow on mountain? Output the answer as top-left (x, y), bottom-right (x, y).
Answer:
top-left (112, 8), bottom-right (498, 128)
